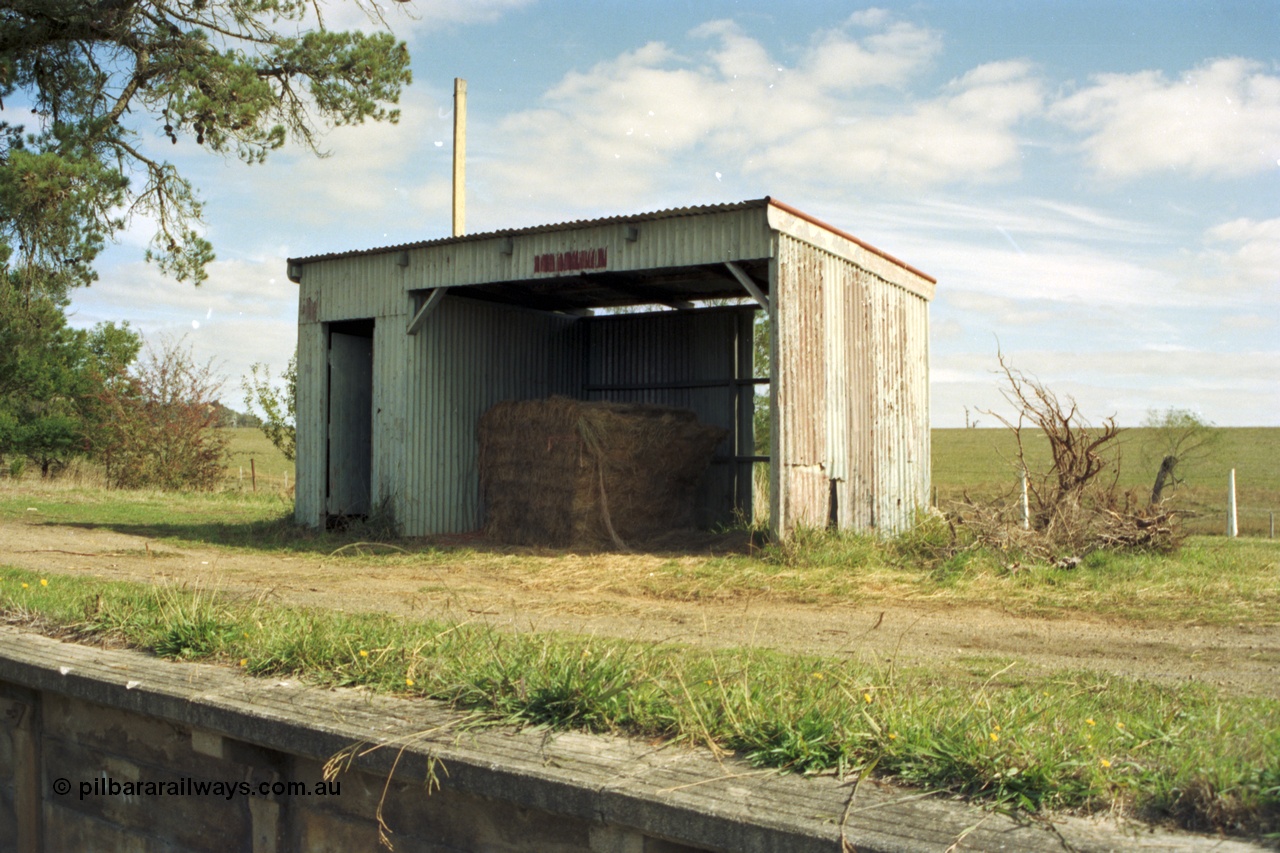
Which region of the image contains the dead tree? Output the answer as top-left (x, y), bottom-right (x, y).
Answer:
top-left (981, 352), bottom-right (1122, 538)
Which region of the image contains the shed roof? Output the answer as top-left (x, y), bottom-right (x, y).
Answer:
top-left (288, 197), bottom-right (934, 312)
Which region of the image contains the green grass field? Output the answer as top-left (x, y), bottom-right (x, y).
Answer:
top-left (932, 427), bottom-right (1280, 537)
top-left (223, 427), bottom-right (294, 489)
top-left (217, 424), bottom-right (1279, 536)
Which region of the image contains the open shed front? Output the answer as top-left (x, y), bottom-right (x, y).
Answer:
top-left (289, 198), bottom-right (935, 541)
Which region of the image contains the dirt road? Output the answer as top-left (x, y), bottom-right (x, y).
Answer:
top-left (3, 516), bottom-right (1277, 697)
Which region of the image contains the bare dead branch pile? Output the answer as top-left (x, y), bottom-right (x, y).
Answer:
top-left (954, 354), bottom-right (1185, 564)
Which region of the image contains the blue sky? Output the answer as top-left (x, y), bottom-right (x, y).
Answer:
top-left (61, 0), bottom-right (1279, 426)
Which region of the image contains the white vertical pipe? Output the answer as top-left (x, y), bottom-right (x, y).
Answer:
top-left (1227, 468), bottom-right (1238, 538)
top-left (1020, 469), bottom-right (1030, 530)
top-left (452, 78), bottom-right (466, 237)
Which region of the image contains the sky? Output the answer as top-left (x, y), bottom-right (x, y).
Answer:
top-left (59, 0), bottom-right (1280, 427)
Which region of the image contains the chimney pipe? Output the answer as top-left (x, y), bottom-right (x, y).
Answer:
top-left (452, 78), bottom-right (466, 237)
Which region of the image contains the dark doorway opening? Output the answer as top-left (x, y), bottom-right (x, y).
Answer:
top-left (326, 319), bottom-right (374, 524)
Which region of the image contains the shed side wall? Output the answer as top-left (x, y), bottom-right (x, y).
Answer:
top-left (294, 254), bottom-right (414, 529)
top-left (773, 236), bottom-right (829, 531)
top-left (773, 234), bottom-right (930, 537)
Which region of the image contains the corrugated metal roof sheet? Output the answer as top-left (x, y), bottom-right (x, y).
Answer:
top-left (287, 198), bottom-right (773, 265)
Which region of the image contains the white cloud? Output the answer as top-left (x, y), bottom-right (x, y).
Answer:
top-left (1051, 58), bottom-right (1280, 179)
top-left (755, 60), bottom-right (1042, 187)
top-left (797, 18), bottom-right (942, 91)
top-left (68, 256), bottom-right (299, 408)
top-left (931, 347), bottom-right (1280, 427)
top-left (846, 8), bottom-right (892, 28)
top-left (913, 236), bottom-right (1174, 308)
top-left (1174, 216), bottom-right (1280, 303)
top-left (479, 14), bottom-right (1041, 210)
top-left (224, 86), bottom-right (454, 242)
top-left (1203, 217), bottom-right (1280, 290)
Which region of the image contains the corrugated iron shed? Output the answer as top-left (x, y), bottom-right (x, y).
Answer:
top-left (290, 197), bottom-right (934, 540)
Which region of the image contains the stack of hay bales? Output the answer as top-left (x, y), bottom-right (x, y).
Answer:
top-left (478, 396), bottom-right (727, 547)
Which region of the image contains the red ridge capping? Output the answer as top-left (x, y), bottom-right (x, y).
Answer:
top-left (766, 197), bottom-right (937, 285)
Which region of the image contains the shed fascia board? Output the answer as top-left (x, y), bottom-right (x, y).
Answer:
top-left (765, 200), bottom-right (936, 302)
top-left (287, 199), bottom-right (773, 268)
top-left (390, 206), bottom-right (774, 293)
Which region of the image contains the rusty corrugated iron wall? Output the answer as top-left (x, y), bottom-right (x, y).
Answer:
top-left (772, 233), bottom-right (930, 535)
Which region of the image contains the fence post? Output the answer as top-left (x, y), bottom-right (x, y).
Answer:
top-left (1227, 468), bottom-right (1237, 538)
top-left (1020, 470), bottom-right (1030, 530)
top-left (251, 458), bottom-right (257, 493)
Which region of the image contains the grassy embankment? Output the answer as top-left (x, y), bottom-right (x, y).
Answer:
top-left (3, 564), bottom-right (1277, 835)
top-left (0, 426), bottom-right (1277, 835)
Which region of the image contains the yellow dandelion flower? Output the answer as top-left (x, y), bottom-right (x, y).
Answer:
top-left (1099, 758), bottom-right (1111, 768)
top-left (989, 732), bottom-right (1000, 742)
top-left (239, 658), bottom-right (248, 667)
top-left (1115, 722), bottom-right (1125, 730)
top-left (40, 579), bottom-right (48, 587)
top-left (888, 732), bottom-right (898, 741)
top-left (704, 680), bottom-right (713, 686)
top-left (405, 678), bottom-right (415, 687)
top-left (359, 650), bottom-right (369, 658)
top-left (1086, 718), bottom-right (1096, 726)
top-left (812, 672), bottom-right (825, 680)
top-left (21, 583), bottom-right (29, 589)
top-left (863, 693), bottom-right (873, 704)
top-left (993, 724), bottom-right (1001, 732)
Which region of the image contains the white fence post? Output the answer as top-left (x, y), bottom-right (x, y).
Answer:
top-left (1020, 470), bottom-right (1030, 531)
top-left (1227, 469), bottom-right (1238, 538)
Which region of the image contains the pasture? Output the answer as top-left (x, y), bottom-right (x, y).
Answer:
top-left (210, 424), bottom-right (1280, 537)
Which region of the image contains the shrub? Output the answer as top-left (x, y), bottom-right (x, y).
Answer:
top-left (93, 337), bottom-right (229, 490)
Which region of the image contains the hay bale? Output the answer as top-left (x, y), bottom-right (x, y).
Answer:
top-left (479, 396), bottom-right (727, 547)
